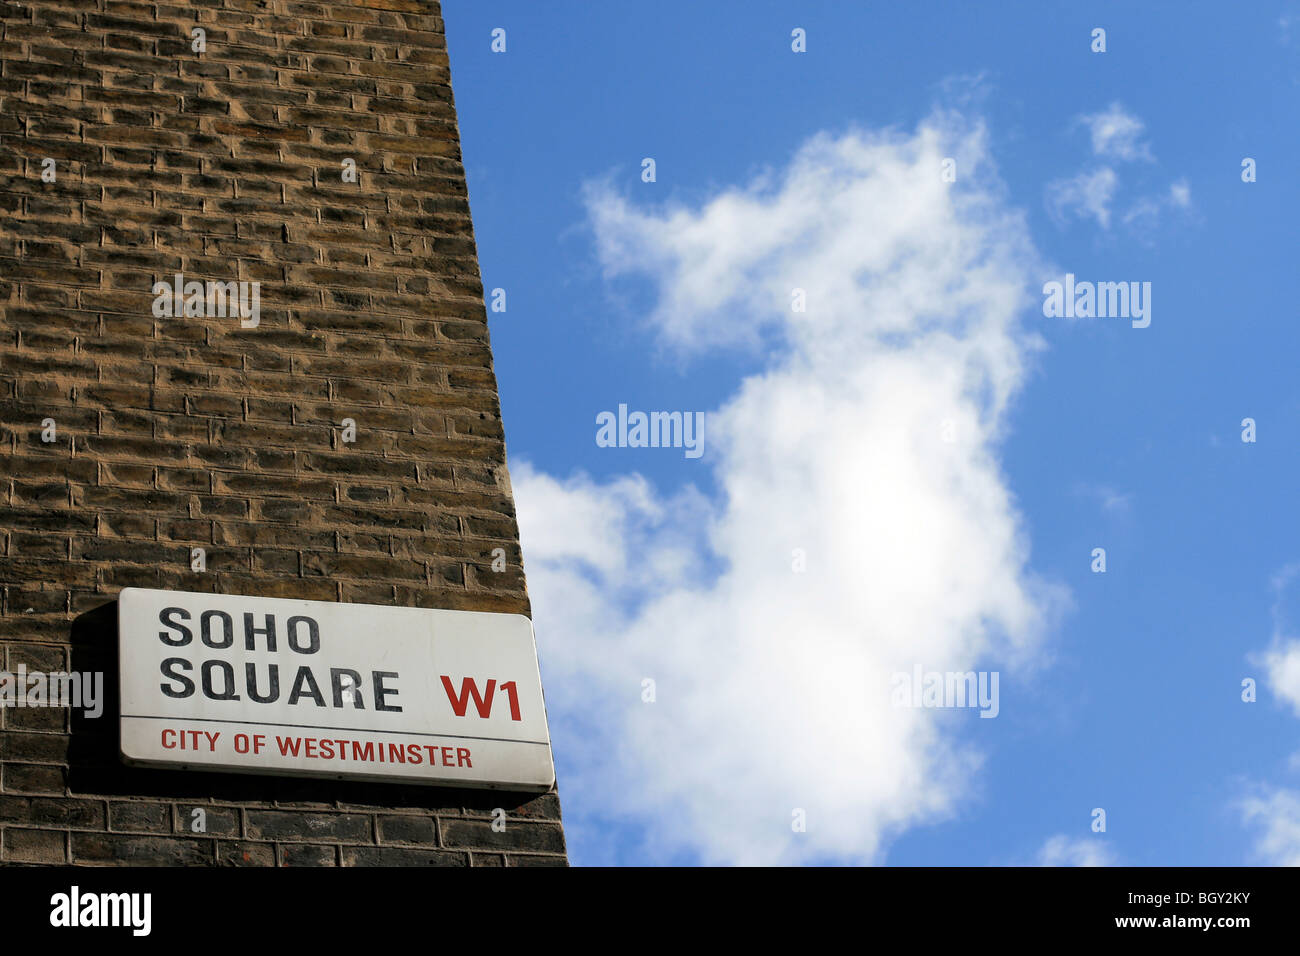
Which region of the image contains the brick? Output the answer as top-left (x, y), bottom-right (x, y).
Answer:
top-left (0, 0), bottom-right (563, 869)
top-left (4, 827), bottom-right (67, 863)
top-left (506, 853), bottom-right (570, 868)
top-left (245, 810), bottom-right (371, 844)
top-left (377, 813), bottom-right (436, 844)
top-left (174, 804), bottom-right (240, 838)
top-left (0, 796), bottom-right (104, 829)
top-left (109, 801), bottom-right (172, 833)
top-left (72, 832), bottom-right (214, 866)
top-left (441, 820), bottom-right (566, 855)
top-left (0, 731), bottom-right (69, 764)
top-left (341, 846), bottom-right (466, 866)
top-left (3, 763), bottom-right (66, 794)
top-left (218, 841), bottom-right (275, 866)
top-left (279, 843), bottom-right (337, 866)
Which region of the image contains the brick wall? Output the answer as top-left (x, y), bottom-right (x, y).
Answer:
top-left (0, 0), bottom-right (566, 865)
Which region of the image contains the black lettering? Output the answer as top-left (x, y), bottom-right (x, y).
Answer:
top-left (287, 666), bottom-right (326, 707)
top-left (330, 668), bottom-right (364, 709)
top-left (286, 616), bottom-right (319, 654)
top-left (200, 609), bottom-right (234, 648)
top-left (373, 671), bottom-right (402, 712)
top-left (158, 607), bottom-right (192, 646)
top-left (243, 613), bottom-right (277, 652)
top-left (201, 660), bottom-right (240, 701)
top-left (160, 658), bottom-right (194, 697)
top-left (245, 663), bottom-right (280, 704)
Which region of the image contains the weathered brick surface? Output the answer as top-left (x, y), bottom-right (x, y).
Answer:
top-left (0, 0), bottom-right (566, 866)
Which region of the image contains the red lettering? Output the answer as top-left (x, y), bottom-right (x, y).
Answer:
top-left (277, 735), bottom-right (302, 756)
top-left (161, 729), bottom-right (176, 749)
top-left (500, 681), bottom-right (522, 721)
top-left (441, 676), bottom-right (496, 717)
top-left (456, 747), bottom-right (472, 767)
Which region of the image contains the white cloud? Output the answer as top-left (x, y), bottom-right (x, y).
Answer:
top-left (1240, 786), bottom-right (1300, 865)
top-left (1077, 103), bottom-right (1153, 162)
top-left (1048, 106), bottom-right (1190, 233)
top-left (1250, 563), bottom-right (1300, 716)
top-left (1122, 179), bottom-right (1194, 232)
top-left (1262, 642), bottom-right (1300, 715)
top-left (1037, 835), bottom-right (1115, 866)
top-left (1238, 567), bottom-right (1300, 865)
top-left (1046, 167), bottom-right (1118, 229)
top-left (1072, 482), bottom-right (1133, 516)
top-left (1120, 197), bottom-right (1161, 230)
top-left (518, 112), bottom-right (1063, 865)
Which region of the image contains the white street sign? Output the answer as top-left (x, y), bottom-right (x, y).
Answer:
top-left (117, 588), bottom-right (555, 791)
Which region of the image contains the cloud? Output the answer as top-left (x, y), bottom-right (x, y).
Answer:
top-left (1122, 179), bottom-right (1193, 232)
top-left (1239, 786), bottom-right (1300, 865)
top-left (1250, 563), bottom-right (1300, 716)
top-left (1047, 106), bottom-right (1189, 233)
top-left (1259, 643), bottom-right (1300, 715)
top-left (1046, 167), bottom-right (1118, 229)
top-left (1237, 567), bottom-right (1300, 865)
top-left (1076, 103), bottom-right (1153, 162)
top-left (1071, 482), bottom-right (1133, 516)
top-left (518, 111), bottom-right (1063, 865)
top-left (1037, 835), bottom-right (1115, 866)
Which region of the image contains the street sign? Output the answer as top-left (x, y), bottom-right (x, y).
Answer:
top-left (117, 587), bottom-right (555, 791)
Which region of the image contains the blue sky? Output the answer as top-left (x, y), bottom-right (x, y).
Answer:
top-left (443, 2), bottom-right (1300, 866)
